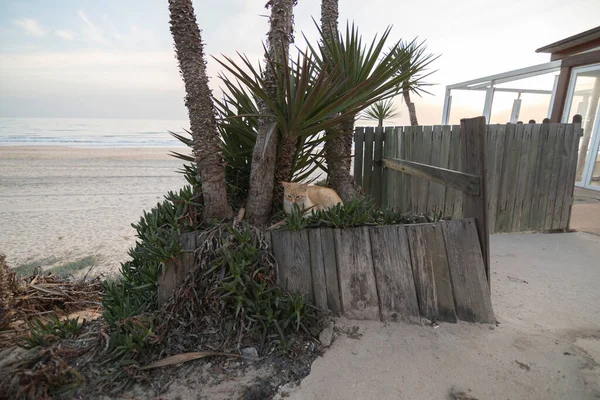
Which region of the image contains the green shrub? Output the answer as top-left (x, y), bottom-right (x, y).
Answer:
top-left (21, 315), bottom-right (85, 348)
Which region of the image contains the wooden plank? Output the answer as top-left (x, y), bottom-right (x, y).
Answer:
top-left (554, 124), bottom-right (576, 230)
top-left (460, 117), bottom-right (490, 281)
top-left (406, 223), bottom-right (457, 322)
top-left (427, 126), bottom-right (445, 214)
top-left (334, 227), bottom-right (380, 320)
top-left (417, 126), bottom-right (433, 213)
top-left (485, 125), bottom-right (503, 233)
top-left (495, 123), bottom-right (519, 233)
top-left (561, 124), bottom-right (583, 229)
top-left (511, 123), bottom-right (534, 232)
top-left (544, 123), bottom-right (566, 231)
top-left (409, 126), bottom-right (421, 213)
top-left (307, 229), bottom-right (328, 314)
top-left (382, 127), bottom-right (393, 208)
top-left (321, 228), bottom-right (341, 315)
top-left (368, 225), bottom-right (420, 322)
top-left (394, 127), bottom-right (403, 211)
top-left (520, 124), bottom-right (542, 231)
top-left (363, 127), bottom-right (375, 197)
top-left (271, 229), bottom-right (313, 302)
top-left (533, 123), bottom-right (556, 230)
top-left (381, 158), bottom-right (481, 195)
top-left (439, 125), bottom-right (452, 218)
top-left (402, 126), bottom-right (413, 213)
top-left (354, 128), bottom-right (364, 188)
top-left (446, 125), bottom-right (463, 219)
top-left (442, 219), bottom-right (495, 323)
top-left (158, 232), bottom-right (197, 305)
top-left (373, 127), bottom-right (384, 206)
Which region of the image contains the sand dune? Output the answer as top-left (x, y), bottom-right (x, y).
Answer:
top-left (0, 146), bottom-right (188, 276)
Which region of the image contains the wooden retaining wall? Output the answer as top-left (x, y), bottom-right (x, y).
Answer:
top-left (264, 218), bottom-right (495, 324)
top-left (354, 119), bottom-right (583, 233)
top-left (159, 219), bottom-right (495, 324)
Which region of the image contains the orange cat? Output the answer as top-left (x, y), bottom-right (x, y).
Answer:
top-left (282, 182), bottom-right (343, 215)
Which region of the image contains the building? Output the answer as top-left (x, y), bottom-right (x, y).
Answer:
top-left (442, 26), bottom-right (600, 191)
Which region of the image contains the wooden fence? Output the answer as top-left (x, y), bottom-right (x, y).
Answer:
top-left (354, 118), bottom-right (583, 233)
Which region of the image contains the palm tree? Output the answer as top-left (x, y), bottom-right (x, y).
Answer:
top-left (388, 40), bottom-right (438, 126)
top-left (245, 0), bottom-right (296, 225)
top-left (168, 0), bottom-right (232, 221)
top-left (319, 0), bottom-right (359, 201)
top-left (363, 99), bottom-right (402, 127)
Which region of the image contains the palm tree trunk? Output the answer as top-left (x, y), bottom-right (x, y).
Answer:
top-left (324, 117), bottom-right (359, 201)
top-left (403, 87), bottom-right (419, 126)
top-left (321, 0), bottom-right (359, 201)
top-left (245, 0), bottom-right (295, 225)
top-left (274, 136), bottom-right (297, 200)
top-left (168, 0), bottom-right (232, 221)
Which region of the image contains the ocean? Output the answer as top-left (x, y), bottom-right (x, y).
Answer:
top-left (0, 117), bottom-right (190, 147)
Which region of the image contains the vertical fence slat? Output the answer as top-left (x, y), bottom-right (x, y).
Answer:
top-left (485, 125), bottom-right (502, 233)
top-left (448, 125), bottom-right (463, 219)
top-left (354, 128), bottom-right (364, 188)
top-left (382, 127), bottom-right (392, 208)
top-left (427, 126), bottom-right (445, 214)
top-left (511, 123), bottom-right (534, 232)
top-left (495, 124), bottom-right (519, 232)
top-left (419, 126), bottom-right (433, 213)
top-left (373, 127), bottom-right (384, 207)
top-left (520, 124), bottom-right (542, 231)
top-left (553, 124), bottom-right (575, 230)
top-left (531, 123), bottom-right (554, 230)
top-left (439, 125), bottom-right (452, 218)
top-left (394, 127), bottom-right (402, 210)
top-left (402, 126), bottom-right (413, 213)
top-left (544, 123), bottom-right (565, 231)
top-left (363, 127), bottom-right (374, 196)
top-left (561, 123), bottom-right (583, 230)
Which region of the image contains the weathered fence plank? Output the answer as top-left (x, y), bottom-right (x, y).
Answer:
top-left (307, 229), bottom-right (328, 313)
top-left (368, 225), bottom-right (420, 322)
top-left (486, 125), bottom-right (502, 232)
top-left (158, 231), bottom-right (197, 305)
top-left (460, 117), bottom-right (490, 281)
top-left (442, 219), bottom-right (495, 323)
top-left (334, 227), bottom-right (380, 320)
top-left (545, 123), bottom-right (565, 231)
top-left (520, 123), bottom-right (542, 231)
top-left (373, 127), bottom-right (384, 207)
top-left (363, 127), bottom-right (375, 197)
top-left (406, 224), bottom-right (457, 323)
top-left (354, 128), bottom-right (364, 187)
top-left (417, 126), bottom-right (432, 214)
top-left (511, 123), bottom-right (533, 232)
top-left (382, 159), bottom-right (480, 195)
top-left (271, 230), bottom-right (313, 302)
top-left (428, 126), bottom-right (445, 213)
top-left (383, 127), bottom-right (393, 208)
top-left (562, 122), bottom-right (583, 230)
top-left (321, 228), bottom-right (341, 314)
top-left (495, 123), bottom-right (519, 232)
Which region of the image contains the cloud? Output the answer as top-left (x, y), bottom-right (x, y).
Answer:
top-left (77, 10), bottom-right (110, 46)
top-left (13, 19), bottom-right (45, 37)
top-left (55, 30), bottom-right (75, 41)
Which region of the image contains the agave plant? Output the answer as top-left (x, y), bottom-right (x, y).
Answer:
top-left (362, 99), bottom-right (402, 127)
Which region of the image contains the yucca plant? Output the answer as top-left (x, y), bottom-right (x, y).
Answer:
top-left (362, 99), bottom-right (402, 127)
top-left (307, 23), bottom-right (435, 200)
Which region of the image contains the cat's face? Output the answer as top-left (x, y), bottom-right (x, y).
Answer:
top-left (282, 182), bottom-right (308, 205)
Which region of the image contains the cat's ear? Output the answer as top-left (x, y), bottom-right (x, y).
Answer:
top-left (299, 183), bottom-right (309, 189)
top-left (281, 182), bottom-right (290, 189)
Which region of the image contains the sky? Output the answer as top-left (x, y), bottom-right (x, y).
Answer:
top-left (0, 0), bottom-right (599, 125)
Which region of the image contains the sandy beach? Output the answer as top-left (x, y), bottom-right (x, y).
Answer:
top-left (0, 146), bottom-right (189, 276)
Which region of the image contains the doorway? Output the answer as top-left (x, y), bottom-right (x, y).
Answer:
top-left (563, 63), bottom-right (600, 191)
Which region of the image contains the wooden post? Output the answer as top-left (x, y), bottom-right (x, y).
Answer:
top-left (460, 117), bottom-right (490, 282)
